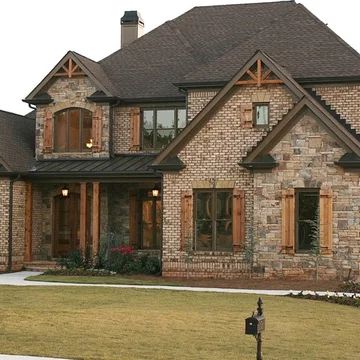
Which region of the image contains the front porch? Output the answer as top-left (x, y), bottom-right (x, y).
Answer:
top-left (23, 154), bottom-right (162, 265)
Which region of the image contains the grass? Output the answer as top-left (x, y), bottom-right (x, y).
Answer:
top-left (0, 286), bottom-right (359, 359)
top-left (26, 274), bottom-right (178, 286)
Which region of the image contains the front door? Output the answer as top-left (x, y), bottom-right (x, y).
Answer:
top-left (141, 194), bottom-right (161, 249)
top-left (53, 194), bottom-right (80, 257)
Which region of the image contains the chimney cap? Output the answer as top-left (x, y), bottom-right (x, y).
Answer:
top-left (121, 11), bottom-right (144, 25)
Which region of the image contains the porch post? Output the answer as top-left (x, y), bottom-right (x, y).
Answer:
top-left (24, 182), bottom-right (32, 262)
top-left (92, 182), bottom-right (100, 257)
top-left (80, 182), bottom-right (87, 255)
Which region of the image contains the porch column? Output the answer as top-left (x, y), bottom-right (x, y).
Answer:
top-left (79, 182), bottom-right (87, 255)
top-left (92, 182), bottom-right (100, 257)
top-left (24, 182), bottom-right (32, 262)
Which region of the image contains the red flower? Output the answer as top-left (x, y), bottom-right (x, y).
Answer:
top-left (111, 245), bottom-right (134, 255)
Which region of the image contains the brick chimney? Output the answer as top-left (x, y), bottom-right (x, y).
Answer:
top-left (121, 11), bottom-right (144, 48)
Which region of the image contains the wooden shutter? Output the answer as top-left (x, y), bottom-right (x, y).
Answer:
top-left (281, 189), bottom-right (295, 254)
top-left (232, 188), bottom-right (245, 252)
top-left (92, 107), bottom-right (103, 152)
top-left (180, 190), bottom-right (193, 251)
top-left (129, 190), bottom-right (139, 248)
top-left (43, 110), bottom-right (53, 153)
top-left (240, 104), bottom-right (253, 128)
top-left (130, 107), bottom-right (141, 150)
top-left (320, 188), bottom-right (333, 255)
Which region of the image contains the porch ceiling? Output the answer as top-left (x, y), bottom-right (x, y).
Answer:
top-left (27, 154), bottom-right (160, 179)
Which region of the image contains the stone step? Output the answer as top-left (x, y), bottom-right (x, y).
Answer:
top-left (23, 261), bottom-right (59, 272)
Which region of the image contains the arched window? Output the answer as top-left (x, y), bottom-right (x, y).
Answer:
top-left (54, 108), bottom-right (92, 152)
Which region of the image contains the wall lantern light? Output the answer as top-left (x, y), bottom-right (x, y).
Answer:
top-left (61, 186), bottom-right (69, 197)
top-left (86, 138), bottom-right (93, 149)
top-left (152, 186), bottom-right (160, 197)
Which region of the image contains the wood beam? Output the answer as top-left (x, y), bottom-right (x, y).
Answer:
top-left (24, 182), bottom-right (32, 262)
top-left (92, 182), bottom-right (100, 258)
top-left (262, 69), bottom-right (272, 81)
top-left (257, 59), bottom-right (262, 87)
top-left (80, 182), bottom-right (87, 255)
top-left (246, 70), bottom-right (257, 82)
top-left (69, 58), bottom-right (73, 78)
top-left (262, 79), bottom-right (284, 84)
top-left (236, 80), bottom-right (257, 85)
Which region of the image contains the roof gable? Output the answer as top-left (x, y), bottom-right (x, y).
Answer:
top-left (154, 50), bottom-right (360, 168)
top-left (153, 50), bottom-right (304, 166)
top-left (25, 51), bottom-right (115, 102)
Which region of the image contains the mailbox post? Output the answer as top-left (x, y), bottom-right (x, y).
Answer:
top-left (245, 297), bottom-right (265, 360)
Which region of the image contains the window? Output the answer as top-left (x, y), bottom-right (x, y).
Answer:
top-left (296, 189), bottom-right (319, 252)
top-left (142, 108), bottom-right (186, 149)
top-left (54, 108), bottom-right (92, 152)
top-left (253, 103), bottom-right (269, 127)
top-left (194, 189), bottom-right (232, 251)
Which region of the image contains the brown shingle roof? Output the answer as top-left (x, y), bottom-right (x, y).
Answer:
top-left (0, 110), bottom-right (35, 172)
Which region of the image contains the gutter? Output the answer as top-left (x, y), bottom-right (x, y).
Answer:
top-left (7, 174), bottom-right (21, 272)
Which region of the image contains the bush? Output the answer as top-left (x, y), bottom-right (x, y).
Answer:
top-left (138, 253), bottom-right (161, 275)
top-left (288, 291), bottom-right (360, 308)
top-left (340, 281), bottom-right (360, 293)
top-left (57, 250), bottom-right (89, 270)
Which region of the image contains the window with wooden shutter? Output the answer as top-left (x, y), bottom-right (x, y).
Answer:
top-left (43, 110), bottom-right (53, 153)
top-left (281, 189), bottom-right (295, 254)
top-left (320, 188), bottom-right (333, 255)
top-left (232, 188), bottom-right (245, 252)
top-left (180, 190), bottom-right (193, 251)
top-left (92, 107), bottom-right (102, 152)
top-left (240, 104), bottom-right (253, 128)
top-left (130, 107), bottom-right (141, 150)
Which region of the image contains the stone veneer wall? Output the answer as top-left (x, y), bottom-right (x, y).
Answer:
top-left (314, 84), bottom-right (360, 134)
top-left (0, 179), bottom-right (26, 271)
top-left (254, 114), bottom-right (360, 280)
top-left (162, 85), bottom-right (295, 278)
top-left (36, 76), bottom-right (110, 160)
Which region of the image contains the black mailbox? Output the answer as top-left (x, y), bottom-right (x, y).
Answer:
top-left (245, 314), bottom-right (265, 335)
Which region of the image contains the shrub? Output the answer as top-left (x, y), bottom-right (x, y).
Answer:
top-left (57, 250), bottom-right (89, 270)
top-left (107, 245), bottom-right (137, 274)
top-left (138, 254), bottom-right (161, 275)
top-left (340, 281), bottom-right (360, 293)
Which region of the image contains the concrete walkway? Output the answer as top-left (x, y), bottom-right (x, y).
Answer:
top-left (0, 356), bottom-right (69, 360)
top-left (0, 271), bottom-right (358, 297)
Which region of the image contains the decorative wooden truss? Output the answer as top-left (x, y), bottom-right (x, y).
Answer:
top-left (54, 58), bottom-right (85, 78)
top-left (236, 59), bottom-right (283, 87)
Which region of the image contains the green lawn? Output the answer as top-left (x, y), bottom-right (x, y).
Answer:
top-left (0, 286), bottom-right (359, 360)
top-left (26, 274), bottom-right (178, 286)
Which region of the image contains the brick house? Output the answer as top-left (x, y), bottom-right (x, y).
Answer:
top-left (1, 1), bottom-right (360, 280)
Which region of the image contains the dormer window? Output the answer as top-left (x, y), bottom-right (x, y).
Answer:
top-left (54, 108), bottom-right (92, 152)
top-left (253, 103), bottom-right (269, 127)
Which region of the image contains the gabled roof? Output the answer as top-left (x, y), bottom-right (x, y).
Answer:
top-left (181, 3), bottom-right (360, 86)
top-left (24, 51), bottom-right (116, 103)
top-left (0, 110), bottom-right (35, 173)
top-left (153, 50), bottom-right (360, 168)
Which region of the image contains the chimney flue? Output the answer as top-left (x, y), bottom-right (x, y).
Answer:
top-left (121, 11), bottom-right (144, 48)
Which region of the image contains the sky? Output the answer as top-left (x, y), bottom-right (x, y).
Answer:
top-left (1, 0), bottom-right (359, 115)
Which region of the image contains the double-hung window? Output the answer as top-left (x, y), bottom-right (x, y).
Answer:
top-left (142, 108), bottom-right (186, 149)
top-left (194, 189), bottom-right (233, 251)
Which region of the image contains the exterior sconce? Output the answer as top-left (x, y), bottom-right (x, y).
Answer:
top-left (61, 186), bottom-right (69, 197)
top-left (86, 138), bottom-right (93, 149)
top-left (152, 186), bottom-right (160, 197)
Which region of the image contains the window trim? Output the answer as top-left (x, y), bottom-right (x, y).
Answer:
top-left (252, 102), bottom-right (270, 128)
top-left (295, 188), bottom-right (320, 253)
top-left (193, 188), bottom-right (233, 252)
top-left (53, 107), bottom-right (92, 153)
top-left (141, 107), bottom-right (186, 150)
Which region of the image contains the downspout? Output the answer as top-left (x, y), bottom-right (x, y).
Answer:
top-left (7, 174), bottom-right (21, 272)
